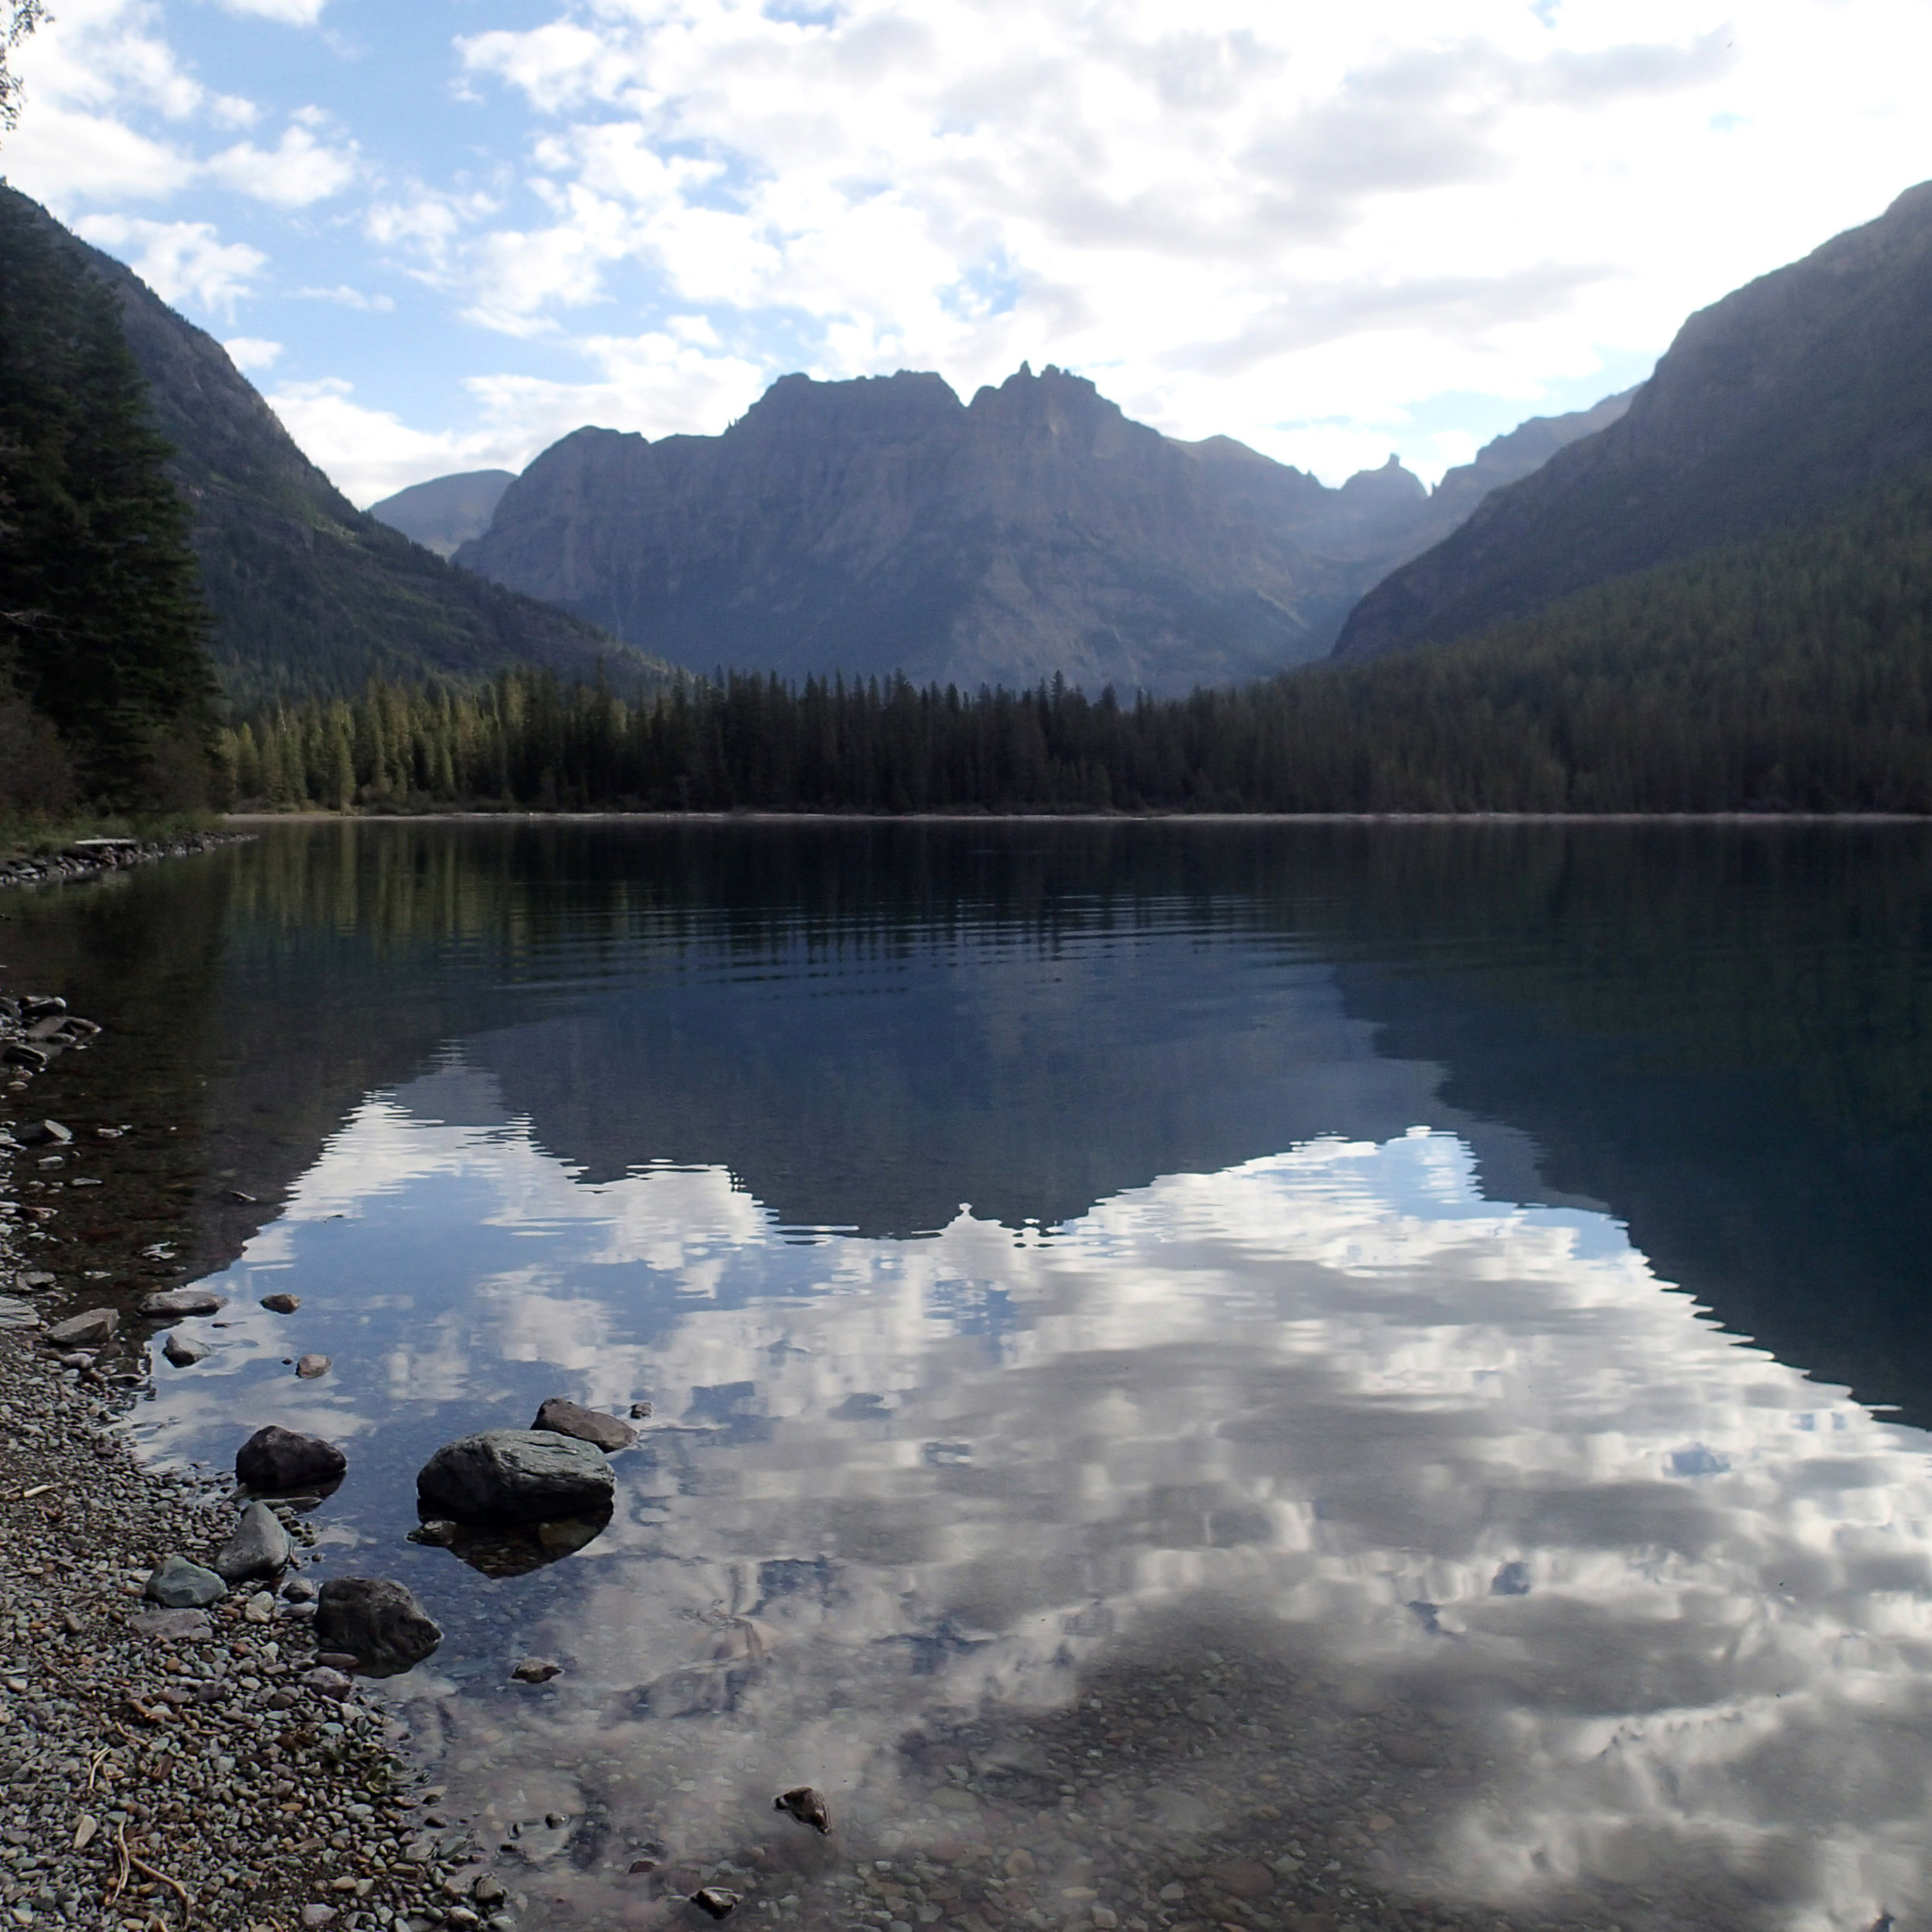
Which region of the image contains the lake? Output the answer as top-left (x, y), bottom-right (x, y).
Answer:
top-left (9, 818), bottom-right (1932, 1932)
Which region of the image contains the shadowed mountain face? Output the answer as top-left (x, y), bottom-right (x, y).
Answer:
top-left (454, 366), bottom-right (1623, 696)
top-left (368, 470), bottom-right (515, 558)
top-left (10, 192), bottom-right (665, 708)
top-left (1335, 180), bottom-right (1932, 660)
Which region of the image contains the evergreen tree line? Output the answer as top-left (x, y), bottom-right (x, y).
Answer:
top-left (0, 185), bottom-right (219, 812)
top-left (229, 461), bottom-right (1932, 816)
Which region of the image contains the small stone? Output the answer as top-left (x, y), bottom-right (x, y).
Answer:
top-left (629, 1402), bottom-right (652, 1420)
top-left (689, 1889), bottom-right (741, 1920)
top-left (314, 1577), bottom-right (442, 1674)
top-left (236, 1424), bottom-right (347, 1493)
top-left (138, 1287), bottom-right (226, 1319)
top-left (1157, 1885), bottom-right (1185, 1904)
top-left (284, 1575), bottom-right (318, 1602)
top-left (215, 1500), bottom-right (294, 1581)
top-left (129, 1607), bottom-right (213, 1640)
top-left (774, 1787), bottom-right (832, 1834)
top-left (300, 1906), bottom-right (338, 1927)
top-left (315, 1651), bottom-right (359, 1671)
top-left (243, 1589), bottom-right (276, 1622)
top-left (530, 1397), bottom-right (637, 1451)
top-left (296, 1353), bottom-right (332, 1379)
top-left (446, 1911), bottom-right (481, 1930)
top-left (471, 1877), bottom-right (506, 1907)
top-left (1209, 1862), bottom-right (1275, 1902)
top-left (72, 1815), bottom-right (97, 1852)
top-left (163, 1333), bottom-right (210, 1367)
top-left (145, 1553), bottom-right (227, 1607)
top-left (261, 1292), bottom-right (301, 1314)
top-left (13, 1118), bottom-right (72, 1147)
top-left (44, 1307), bottom-right (117, 1347)
top-left (510, 1657), bottom-right (562, 1683)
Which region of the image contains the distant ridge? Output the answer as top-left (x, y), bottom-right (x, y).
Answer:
top-left (9, 190), bottom-right (669, 708)
top-left (369, 469), bottom-right (515, 558)
top-left (454, 365), bottom-right (1625, 696)
top-left (1335, 182), bottom-right (1932, 660)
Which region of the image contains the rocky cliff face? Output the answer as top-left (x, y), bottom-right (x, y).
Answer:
top-left (1335, 182), bottom-right (1932, 659)
top-left (457, 366), bottom-right (1620, 695)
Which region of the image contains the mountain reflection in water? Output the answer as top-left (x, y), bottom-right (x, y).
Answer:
top-left (7, 820), bottom-right (1931, 1932)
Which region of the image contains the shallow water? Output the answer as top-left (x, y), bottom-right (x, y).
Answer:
top-left (9, 820), bottom-right (1932, 1932)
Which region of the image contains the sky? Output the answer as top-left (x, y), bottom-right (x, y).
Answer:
top-left (6, 0), bottom-right (1931, 509)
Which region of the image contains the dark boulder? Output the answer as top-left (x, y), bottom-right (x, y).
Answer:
top-left (417, 1428), bottom-right (614, 1523)
top-left (236, 1424), bottom-right (347, 1494)
top-left (313, 1577), bottom-right (441, 1675)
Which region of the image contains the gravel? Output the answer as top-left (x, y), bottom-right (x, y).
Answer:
top-left (0, 927), bottom-right (499, 1932)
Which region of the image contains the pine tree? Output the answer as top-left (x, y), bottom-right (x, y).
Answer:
top-left (0, 188), bottom-right (218, 806)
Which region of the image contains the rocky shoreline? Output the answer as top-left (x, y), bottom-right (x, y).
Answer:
top-left (0, 876), bottom-right (501, 1931)
top-left (0, 832), bottom-right (248, 896)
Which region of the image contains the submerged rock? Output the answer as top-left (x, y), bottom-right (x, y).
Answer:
top-left (511, 1656), bottom-right (563, 1682)
top-left (294, 1353), bottom-right (332, 1379)
top-left (417, 1429), bottom-right (614, 1523)
top-left (531, 1396), bottom-right (637, 1451)
top-left (162, 1333), bottom-right (209, 1367)
top-left (774, 1786), bottom-right (832, 1834)
top-left (145, 1554), bottom-right (227, 1608)
top-left (689, 1889), bottom-right (741, 1920)
top-left (213, 1499), bottom-right (292, 1582)
top-left (260, 1292), bottom-right (301, 1314)
top-left (313, 1577), bottom-right (441, 1675)
top-left (421, 1509), bottom-right (611, 1578)
top-left (13, 1118), bottom-right (71, 1146)
top-left (236, 1424), bottom-right (347, 1494)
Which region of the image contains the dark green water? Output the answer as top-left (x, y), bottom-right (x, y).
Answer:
top-left (8, 819), bottom-right (1932, 1932)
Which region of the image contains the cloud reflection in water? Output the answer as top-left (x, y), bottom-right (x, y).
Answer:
top-left (138, 1094), bottom-right (1932, 1932)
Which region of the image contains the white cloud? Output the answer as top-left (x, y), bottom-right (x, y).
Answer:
top-left (206, 120), bottom-right (356, 206)
top-left (427, 0), bottom-right (1932, 480)
top-left (265, 328), bottom-right (768, 504)
top-left (218, 0), bottom-right (328, 21)
top-left (73, 213), bottom-right (267, 314)
top-left (297, 284), bottom-right (396, 312)
top-left (223, 335), bottom-right (284, 372)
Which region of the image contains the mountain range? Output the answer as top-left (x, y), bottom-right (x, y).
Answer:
top-left (441, 368), bottom-right (1628, 696)
top-left (1336, 181), bottom-right (1932, 659)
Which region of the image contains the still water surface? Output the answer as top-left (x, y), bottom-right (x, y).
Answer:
top-left (11, 821), bottom-right (1932, 1932)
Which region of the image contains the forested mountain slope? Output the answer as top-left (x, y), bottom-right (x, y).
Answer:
top-left (7, 192), bottom-right (665, 707)
top-left (1335, 181), bottom-right (1932, 659)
